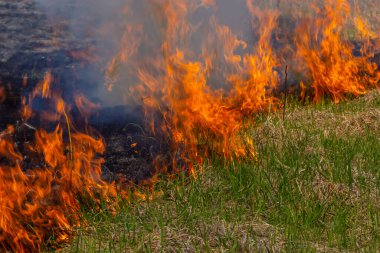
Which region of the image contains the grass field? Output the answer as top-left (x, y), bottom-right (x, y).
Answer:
top-left (62, 90), bottom-right (380, 252)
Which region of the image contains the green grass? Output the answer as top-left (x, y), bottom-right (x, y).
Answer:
top-left (61, 90), bottom-right (380, 252)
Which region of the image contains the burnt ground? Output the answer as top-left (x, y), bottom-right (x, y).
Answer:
top-left (0, 0), bottom-right (160, 182)
top-left (89, 106), bottom-right (161, 184)
top-left (4, 105), bottom-right (161, 184)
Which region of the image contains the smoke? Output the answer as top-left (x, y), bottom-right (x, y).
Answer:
top-left (32, 0), bottom-right (131, 106)
top-left (30, 0), bottom-right (258, 107)
top-left (31, 0), bottom-right (380, 108)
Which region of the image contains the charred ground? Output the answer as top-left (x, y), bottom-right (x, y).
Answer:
top-left (0, 0), bottom-right (163, 183)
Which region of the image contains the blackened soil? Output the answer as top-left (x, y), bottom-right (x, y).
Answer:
top-left (88, 106), bottom-right (158, 184)
top-left (0, 105), bottom-right (160, 184)
top-left (101, 125), bottom-right (158, 184)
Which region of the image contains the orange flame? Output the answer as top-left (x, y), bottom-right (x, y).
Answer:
top-left (133, 0), bottom-right (256, 168)
top-left (229, 1), bottom-right (280, 114)
top-left (111, 0), bottom-right (380, 173)
top-left (295, 0), bottom-right (380, 103)
top-left (0, 75), bottom-right (120, 252)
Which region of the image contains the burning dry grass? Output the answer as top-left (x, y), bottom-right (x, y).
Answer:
top-left (0, 72), bottom-right (124, 252)
top-left (108, 0), bottom-right (380, 173)
top-left (1, 0), bottom-right (380, 251)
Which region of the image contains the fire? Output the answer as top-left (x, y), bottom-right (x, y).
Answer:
top-left (111, 0), bottom-right (380, 170)
top-left (41, 71), bottom-right (52, 99)
top-left (0, 75), bottom-right (119, 252)
top-left (134, 0), bottom-right (284, 166)
top-left (229, 1), bottom-right (280, 114)
top-left (295, 0), bottom-right (380, 103)
top-left (1, 0), bottom-right (380, 251)
top-left (134, 0), bottom-right (255, 168)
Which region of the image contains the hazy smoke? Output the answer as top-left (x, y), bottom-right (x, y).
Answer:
top-left (30, 0), bottom-right (258, 106)
top-left (31, 0), bottom-right (380, 107)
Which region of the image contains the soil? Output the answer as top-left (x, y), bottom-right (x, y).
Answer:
top-left (90, 106), bottom-right (159, 184)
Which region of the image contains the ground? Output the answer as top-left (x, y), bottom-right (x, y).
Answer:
top-left (56, 90), bottom-right (380, 253)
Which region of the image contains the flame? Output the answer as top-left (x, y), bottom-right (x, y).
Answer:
top-left (295, 0), bottom-right (380, 103)
top-left (22, 71), bottom-right (53, 121)
top-left (133, 0), bottom-right (283, 167)
top-left (111, 0), bottom-right (380, 172)
top-left (133, 0), bottom-right (256, 167)
top-left (229, 1), bottom-right (280, 114)
top-left (0, 76), bottom-right (120, 252)
top-left (40, 71), bottom-right (53, 99)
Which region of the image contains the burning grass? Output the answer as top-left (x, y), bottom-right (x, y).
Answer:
top-left (1, 0), bottom-right (380, 251)
top-left (63, 90), bottom-right (380, 252)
